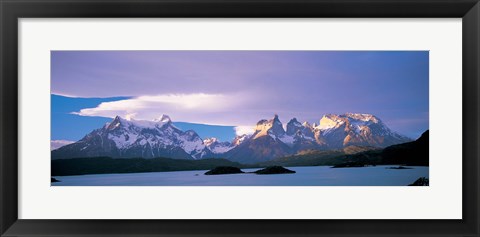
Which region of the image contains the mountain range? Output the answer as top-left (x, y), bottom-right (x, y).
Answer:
top-left (51, 130), bottom-right (428, 177)
top-left (51, 113), bottom-right (412, 163)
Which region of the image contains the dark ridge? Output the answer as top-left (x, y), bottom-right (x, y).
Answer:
top-left (52, 157), bottom-right (244, 176)
top-left (252, 130), bottom-right (429, 168)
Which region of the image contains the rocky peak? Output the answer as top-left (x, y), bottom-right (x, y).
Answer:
top-left (106, 116), bottom-right (125, 130)
top-left (203, 137), bottom-right (218, 146)
top-left (286, 118), bottom-right (303, 136)
top-left (273, 114), bottom-right (280, 122)
top-left (344, 113), bottom-right (379, 123)
top-left (154, 114), bottom-right (172, 123)
top-left (253, 115), bottom-right (286, 139)
top-left (318, 114), bottom-right (344, 130)
top-left (232, 134), bottom-right (250, 146)
top-left (302, 121), bottom-right (312, 128)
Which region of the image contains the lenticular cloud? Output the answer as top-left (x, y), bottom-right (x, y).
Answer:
top-left (73, 93), bottom-right (253, 126)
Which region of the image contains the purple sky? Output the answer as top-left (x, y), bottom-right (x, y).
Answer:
top-left (51, 51), bottom-right (429, 138)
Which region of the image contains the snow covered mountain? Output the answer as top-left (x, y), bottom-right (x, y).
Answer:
top-left (52, 115), bottom-right (213, 160)
top-left (231, 134), bottom-right (250, 146)
top-left (225, 115), bottom-right (293, 163)
top-left (52, 113), bottom-right (411, 163)
top-left (203, 137), bottom-right (235, 154)
top-left (317, 113), bottom-right (410, 148)
top-left (225, 113), bottom-right (411, 163)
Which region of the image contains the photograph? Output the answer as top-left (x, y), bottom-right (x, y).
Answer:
top-left (50, 50), bottom-right (429, 186)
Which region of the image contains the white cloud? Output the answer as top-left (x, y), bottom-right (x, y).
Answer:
top-left (124, 112), bottom-right (138, 121)
top-left (73, 93), bottom-right (256, 126)
top-left (51, 140), bottom-right (75, 150)
top-left (234, 126), bottom-right (255, 136)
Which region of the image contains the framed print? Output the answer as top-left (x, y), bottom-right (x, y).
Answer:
top-left (1, 0), bottom-right (479, 236)
top-left (49, 50), bottom-right (429, 186)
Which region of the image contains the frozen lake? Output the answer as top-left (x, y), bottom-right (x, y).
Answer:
top-left (52, 166), bottom-right (429, 186)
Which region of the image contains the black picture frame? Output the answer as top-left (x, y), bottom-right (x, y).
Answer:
top-left (1, 0), bottom-right (479, 236)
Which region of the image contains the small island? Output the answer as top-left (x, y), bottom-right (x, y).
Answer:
top-left (205, 166), bottom-right (244, 175)
top-left (51, 177), bottom-right (60, 182)
top-left (254, 166), bottom-right (296, 175)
